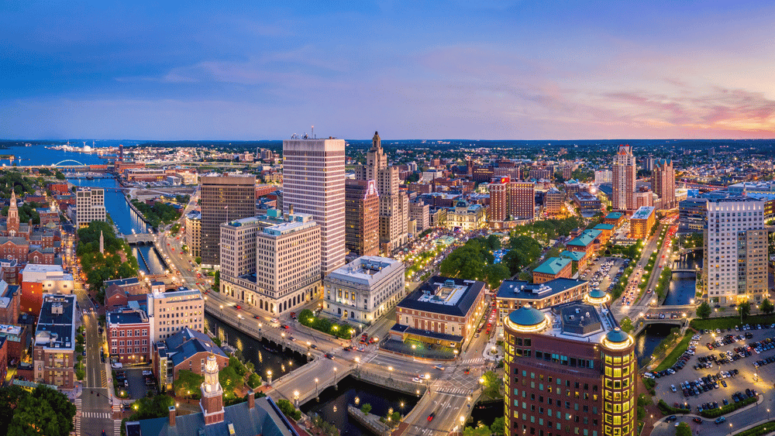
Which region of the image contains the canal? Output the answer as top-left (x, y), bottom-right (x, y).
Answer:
top-left (663, 250), bottom-right (702, 306)
top-left (634, 324), bottom-right (674, 367)
top-left (300, 376), bottom-right (419, 436)
top-left (204, 313), bottom-right (308, 382)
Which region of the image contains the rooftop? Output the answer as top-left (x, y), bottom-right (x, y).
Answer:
top-left (631, 206), bottom-right (655, 220)
top-left (567, 229), bottom-right (602, 247)
top-left (505, 297), bottom-right (620, 344)
top-left (35, 294), bottom-right (76, 351)
top-left (593, 223), bottom-right (615, 231)
top-left (605, 212), bottom-right (623, 220)
top-left (325, 256), bottom-right (404, 288)
top-left (533, 257), bottom-right (571, 275)
top-left (163, 327), bottom-right (228, 367)
top-left (560, 251), bottom-right (585, 261)
top-left (497, 278), bottom-right (587, 300)
top-left (107, 309), bottom-right (149, 326)
top-left (262, 213), bottom-right (317, 236)
top-left (398, 276), bottom-right (484, 317)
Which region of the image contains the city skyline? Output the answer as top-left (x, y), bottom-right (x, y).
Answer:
top-left (2, 1), bottom-right (775, 140)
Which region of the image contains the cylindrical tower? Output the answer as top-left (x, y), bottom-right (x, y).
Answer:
top-left (600, 328), bottom-right (636, 436)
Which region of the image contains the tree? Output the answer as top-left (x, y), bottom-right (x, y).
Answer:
top-left (675, 422), bottom-right (691, 436)
top-left (0, 386), bottom-right (27, 435)
top-left (361, 403), bottom-right (372, 415)
top-left (761, 299), bottom-right (774, 315)
top-left (491, 417), bottom-right (506, 435)
top-left (463, 424), bottom-right (493, 436)
top-left (276, 399), bottom-right (302, 421)
top-left (247, 373), bottom-right (262, 389)
top-left (6, 386), bottom-right (76, 436)
top-left (619, 317), bottom-right (633, 333)
top-left (481, 370), bottom-right (502, 399)
top-left (213, 270), bottom-right (220, 289)
top-left (484, 263), bottom-right (510, 290)
top-left (195, 256), bottom-right (201, 265)
top-left (55, 171), bottom-right (66, 180)
top-left (739, 301), bottom-right (751, 319)
top-left (486, 234), bottom-right (502, 251)
top-left (173, 370), bottom-right (204, 399)
top-left (219, 365), bottom-right (244, 394)
top-left (696, 302), bottom-right (712, 319)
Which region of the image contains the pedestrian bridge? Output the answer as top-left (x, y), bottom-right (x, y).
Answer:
top-left (124, 233), bottom-right (155, 244)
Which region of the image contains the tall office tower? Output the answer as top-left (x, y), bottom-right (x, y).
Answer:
top-left (408, 199), bottom-right (430, 233)
top-left (503, 292), bottom-right (636, 436)
top-left (254, 213), bottom-right (321, 314)
top-left (652, 159), bottom-right (676, 209)
top-left (75, 188), bottom-right (106, 228)
top-left (345, 179), bottom-right (380, 256)
top-left (643, 154), bottom-right (655, 171)
top-left (507, 181), bottom-right (535, 219)
top-left (488, 178), bottom-right (508, 222)
top-left (357, 131), bottom-right (408, 253)
top-left (220, 217), bottom-right (261, 281)
top-left (612, 144), bottom-right (636, 211)
top-left (200, 175), bottom-right (256, 266)
top-left (119, 144), bottom-right (124, 161)
top-left (704, 197), bottom-right (768, 304)
top-left (283, 137), bottom-right (346, 274)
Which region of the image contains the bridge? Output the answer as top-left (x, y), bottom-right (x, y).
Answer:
top-left (124, 233), bottom-right (155, 244)
top-left (632, 317), bottom-right (688, 336)
top-left (672, 268), bottom-right (698, 274)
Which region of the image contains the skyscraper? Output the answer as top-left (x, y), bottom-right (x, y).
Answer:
top-left (507, 181), bottom-right (536, 219)
top-left (356, 131), bottom-right (408, 253)
top-left (75, 187), bottom-right (106, 228)
top-left (283, 137), bottom-right (346, 274)
top-left (200, 175), bottom-right (256, 266)
top-left (703, 197), bottom-right (768, 304)
top-left (488, 178), bottom-right (507, 222)
top-left (612, 145), bottom-right (636, 211)
top-left (345, 179), bottom-right (380, 256)
top-left (652, 159), bottom-right (675, 209)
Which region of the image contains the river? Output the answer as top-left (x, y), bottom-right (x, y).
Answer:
top-left (663, 251), bottom-right (702, 306)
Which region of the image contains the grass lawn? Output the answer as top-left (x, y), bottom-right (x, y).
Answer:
top-left (690, 314), bottom-right (775, 331)
top-left (654, 330), bottom-right (694, 372)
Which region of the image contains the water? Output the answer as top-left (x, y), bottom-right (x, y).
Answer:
top-left (0, 140), bottom-right (128, 167)
top-left (663, 251), bottom-right (702, 306)
top-left (205, 314), bottom-right (308, 381)
top-left (300, 376), bottom-right (419, 436)
top-left (133, 245), bottom-right (167, 275)
top-left (469, 400), bottom-right (503, 428)
top-left (634, 324), bottom-right (672, 366)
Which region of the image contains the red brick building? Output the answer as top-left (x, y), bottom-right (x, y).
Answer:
top-left (108, 309), bottom-right (151, 364)
top-left (47, 183), bottom-right (70, 195)
top-left (152, 328), bottom-right (229, 391)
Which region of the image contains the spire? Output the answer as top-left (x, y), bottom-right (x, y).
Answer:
top-left (200, 353), bottom-right (224, 425)
top-left (99, 230), bottom-right (104, 255)
top-left (7, 189), bottom-right (19, 235)
top-left (371, 131), bottom-right (381, 151)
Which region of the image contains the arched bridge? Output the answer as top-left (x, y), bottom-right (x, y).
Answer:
top-left (53, 160), bottom-right (86, 167)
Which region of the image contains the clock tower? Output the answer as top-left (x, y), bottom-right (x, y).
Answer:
top-left (200, 353), bottom-right (225, 425)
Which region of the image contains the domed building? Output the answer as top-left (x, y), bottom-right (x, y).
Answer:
top-left (503, 289), bottom-right (635, 436)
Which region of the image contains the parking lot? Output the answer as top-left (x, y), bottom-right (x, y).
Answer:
top-left (648, 326), bottom-right (775, 412)
top-left (580, 257), bottom-right (629, 293)
top-left (115, 368), bottom-right (158, 399)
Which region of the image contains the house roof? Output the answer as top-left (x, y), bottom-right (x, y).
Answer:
top-left (533, 257), bottom-right (571, 275)
top-left (566, 230), bottom-right (602, 247)
top-left (560, 251), bottom-right (585, 261)
top-left (397, 276), bottom-right (484, 317)
top-left (496, 278), bottom-right (587, 301)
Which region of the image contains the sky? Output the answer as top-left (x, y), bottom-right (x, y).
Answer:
top-left (1, 0), bottom-right (774, 140)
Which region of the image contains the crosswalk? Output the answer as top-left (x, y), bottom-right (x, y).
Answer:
top-left (459, 357), bottom-right (484, 365)
top-left (82, 412), bottom-right (112, 419)
top-left (75, 399), bottom-right (82, 436)
top-left (434, 387), bottom-right (473, 396)
top-left (114, 419), bottom-right (122, 435)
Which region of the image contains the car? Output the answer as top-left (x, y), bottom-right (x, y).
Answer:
top-left (715, 417), bottom-right (727, 425)
top-left (666, 416), bottom-right (677, 422)
top-left (412, 377), bottom-right (423, 383)
top-left (235, 305), bottom-right (241, 310)
top-left (671, 384), bottom-right (677, 392)
top-left (693, 418), bottom-right (703, 424)
top-left (325, 353), bottom-right (334, 360)
top-left (434, 365), bottom-right (445, 371)
top-left (280, 324), bottom-right (290, 330)
top-left (427, 412), bottom-right (436, 422)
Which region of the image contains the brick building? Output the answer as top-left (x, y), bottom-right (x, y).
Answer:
top-left (533, 257), bottom-right (573, 284)
top-left (107, 308), bottom-right (152, 364)
top-left (152, 327), bottom-right (229, 392)
top-left (34, 294), bottom-right (76, 389)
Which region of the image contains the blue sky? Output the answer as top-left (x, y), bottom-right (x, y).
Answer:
top-left (1, 0), bottom-right (774, 140)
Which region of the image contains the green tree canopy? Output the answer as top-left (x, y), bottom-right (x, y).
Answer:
top-left (4, 386), bottom-right (76, 436)
top-left (675, 422), bottom-right (691, 436)
top-left (173, 370), bottom-right (204, 398)
top-left (739, 301), bottom-right (751, 319)
top-left (696, 302), bottom-right (712, 319)
top-left (760, 299), bottom-right (774, 315)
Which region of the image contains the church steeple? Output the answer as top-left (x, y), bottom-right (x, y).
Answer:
top-left (200, 353), bottom-right (225, 425)
top-left (7, 189), bottom-right (19, 236)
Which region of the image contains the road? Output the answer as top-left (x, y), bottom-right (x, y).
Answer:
top-left (76, 290), bottom-right (115, 436)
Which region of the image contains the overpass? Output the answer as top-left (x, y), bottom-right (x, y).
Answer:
top-left (632, 317), bottom-right (688, 336)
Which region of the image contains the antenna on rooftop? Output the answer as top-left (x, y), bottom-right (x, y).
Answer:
top-left (312, 125), bottom-right (315, 138)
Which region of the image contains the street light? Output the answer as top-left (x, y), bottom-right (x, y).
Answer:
top-left (315, 377), bottom-right (319, 401)
top-left (293, 390), bottom-right (299, 408)
top-left (267, 370), bottom-right (272, 385)
top-left (333, 367), bottom-right (339, 389)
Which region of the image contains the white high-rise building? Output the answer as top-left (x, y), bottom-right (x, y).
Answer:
top-left (594, 170), bottom-right (612, 185)
top-left (704, 197), bottom-right (768, 304)
top-left (75, 187), bottom-right (106, 228)
top-left (282, 137), bottom-right (346, 274)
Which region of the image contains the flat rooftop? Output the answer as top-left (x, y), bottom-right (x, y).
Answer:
top-left (497, 278), bottom-right (587, 300)
top-left (398, 276), bottom-right (484, 317)
top-left (35, 294), bottom-right (76, 351)
top-left (326, 256), bottom-right (404, 288)
top-left (631, 206), bottom-right (655, 220)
